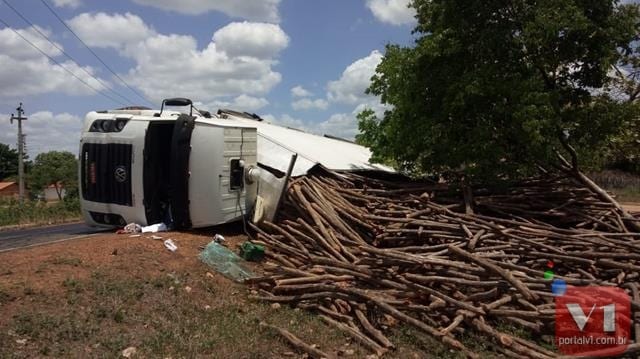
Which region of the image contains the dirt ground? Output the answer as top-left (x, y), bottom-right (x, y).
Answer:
top-left (622, 202), bottom-right (640, 214)
top-left (1, 203), bottom-right (638, 358)
top-left (0, 223), bottom-right (446, 359)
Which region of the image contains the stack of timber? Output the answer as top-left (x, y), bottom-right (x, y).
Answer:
top-left (249, 166), bottom-right (640, 358)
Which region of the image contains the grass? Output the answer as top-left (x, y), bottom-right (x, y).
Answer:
top-left (0, 269), bottom-right (361, 358)
top-left (0, 287), bottom-right (12, 304)
top-left (0, 197), bottom-right (81, 227)
top-left (588, 170), bottom-right (640, 202)
top-left (0, 226), bottom-right (510, 358)
top-left (0, 240), bottom-right (527, 359)
top-left (387, 322), bottom-right (536, 359)
top-left (49, 256), bottom-right (83, 267)
top-left (610, 186), bottom-right (640, 202)
top-left (1, 265), bottom-right (485, 358)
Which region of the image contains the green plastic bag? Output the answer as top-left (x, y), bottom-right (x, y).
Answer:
top-left (240, 241), bottom-right (265, 262)
top-left (199, 242), bottom-right (255, 282)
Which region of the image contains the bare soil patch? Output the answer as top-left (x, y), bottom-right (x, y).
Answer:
top-left (622, 202), bottom-right (640, 214)
top-left (0, 224), bottom-right (437, 358)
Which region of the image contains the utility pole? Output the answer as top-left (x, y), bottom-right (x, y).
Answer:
top-left (10, 103), bottom-right (27, 202)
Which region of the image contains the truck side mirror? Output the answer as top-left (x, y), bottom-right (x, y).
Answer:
top-left (158, 98), bottom-right (194, 117)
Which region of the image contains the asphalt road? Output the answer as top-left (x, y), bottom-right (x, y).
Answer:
top-left (0, 222), bottom-right (111, 252)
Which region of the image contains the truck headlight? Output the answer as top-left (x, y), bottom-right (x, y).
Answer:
top-left (89, 119), bottom-right (129, 133)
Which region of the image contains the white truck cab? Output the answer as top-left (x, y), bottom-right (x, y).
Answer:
top-left (79, 98), bottom-right (391, 229)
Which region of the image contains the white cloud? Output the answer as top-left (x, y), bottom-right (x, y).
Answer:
top-left (0, 26), bottom-right (109, 98)
top-left (0, 57), bottom-right (105, 97)
top-left (291, 85), bottom-right (312, 97)
top-left (327, 50), bottom-right (383, 104)
top-left (132, 0), bottom-right (281, 22)
top-left (366, 0), bottom-right (416, 25)
top-left (317, 113), bottom-right (360, 139)
top-left (0, 111), bottom-right (83, 156)
top-left (263, 112), bottom-right (360, 140)
top-left (264, 51), bottom-right (390, 141)
top-left (262, 114), bottom-right (309, 131)
top-left (317, 102), bottom-right (389, 140)
top-left (231, 94), bottom-right (269, 111)
top-left (68, 14), bottom-right (289, 104)
top-left (53, 0), bottom-right (82, 9)
top-left (353, 101), bottom-right (389, 119)
top-left (0, 26), bottom-right (62, 60)
top-left (122, 33), bottom-right (282, 102)
top-left (318, 50), bottom-right (391, 140)
top-left (213, 21), bottom-right (289, 59)
top-left (205, 94), bottom-right (269, 112)
top-left (291, 98), bottom-right (328, 111)
top-left (68, 12), bottom-right (156, 49)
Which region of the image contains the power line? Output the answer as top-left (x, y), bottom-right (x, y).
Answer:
top-left (0, 16), bottom-right (127, 106)
top-left (1, 0), bottom-right (136, 106)
top-left (39, 0), bottom-right (156, 107)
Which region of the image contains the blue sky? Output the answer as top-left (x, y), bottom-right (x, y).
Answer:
top-left (0, 0), bottom-right (416, 156)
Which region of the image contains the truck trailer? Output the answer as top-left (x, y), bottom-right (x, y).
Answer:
top-left (79, 98), bottom-right (390, 229)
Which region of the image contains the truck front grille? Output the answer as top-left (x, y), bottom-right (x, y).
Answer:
top-left (81, 143), bottom-right (133, 206)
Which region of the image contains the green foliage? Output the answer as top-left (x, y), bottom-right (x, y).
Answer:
top-left (0, 197), bottom-right (81, 227)
top-left (0, 143), bottom-right (18, 180)
top-left (29, 151), bottom-right (78, 200)
top-left (603, 105), bottom-right (640, 173)
top-left (359, 0), bottom-right (640, 180)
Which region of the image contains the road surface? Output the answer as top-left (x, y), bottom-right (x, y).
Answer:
top-left (0, 222), bottom-right (110, 252)
top-left (0, 203), bottom-right (637, 253)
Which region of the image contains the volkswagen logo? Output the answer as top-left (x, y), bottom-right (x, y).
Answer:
top-left (114, 166), bottom-right (127, 183)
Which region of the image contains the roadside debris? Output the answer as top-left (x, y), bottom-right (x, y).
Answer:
top-left (116, 223), bottom-right (142, 234)
top-left (150, 235), bottom-right (163, 240)
top-left (142, 223), bottom-right (168, 233)
top-left (199, 241), bottom-right (254, 282)
top-left (213, 234), bottom-right (226, 243)
top-left (240, 241), bottom-right (265, 261)
top-left (163, 239), bottom-right (178, 252)
top-left (121, 346), bottom-right (137, 358)
top-left (124, 223), bottom-right (142, 233)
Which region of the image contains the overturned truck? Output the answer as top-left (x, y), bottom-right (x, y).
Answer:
top-left (78, 98), bottom-right (390, 228)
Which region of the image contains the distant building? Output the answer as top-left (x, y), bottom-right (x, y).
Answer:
top-left (43, 182), bottom-right (66, 202)
top-left (0, 182), bottom-right (19, 199)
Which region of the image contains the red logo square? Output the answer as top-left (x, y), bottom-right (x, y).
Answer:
top-left (555, 286), bottom-right (630, 356)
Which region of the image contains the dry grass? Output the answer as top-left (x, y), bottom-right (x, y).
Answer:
top-left (589, 170), bottom-right (640, 202)
top-left (0, 226), bottom-right (463, 358)
top-left (1, 270), bottom-right (347, 358)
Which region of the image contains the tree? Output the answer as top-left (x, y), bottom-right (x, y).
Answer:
top-left (29, 151), bottom-right (78, 200)
top-left (605, 16), bottom-right (640, 174)
top-left (0, 143), bottom-right (18, 181)
top-left (357, 0), bottom-right (640, 181)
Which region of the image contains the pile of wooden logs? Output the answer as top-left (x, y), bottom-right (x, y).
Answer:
top-left (249, 166), bottom-right (640, 358)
